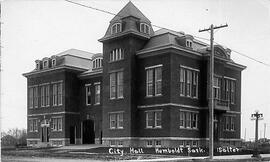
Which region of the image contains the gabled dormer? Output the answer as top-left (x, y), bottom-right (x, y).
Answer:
top-left (99, 1), bottom-right (154, 42)
top-left (175, 34), bottom-right (194, 49)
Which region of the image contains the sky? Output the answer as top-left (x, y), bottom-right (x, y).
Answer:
top-left (1, 0), bottom-right (270, 140)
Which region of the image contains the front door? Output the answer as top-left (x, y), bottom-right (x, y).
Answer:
top-left (82, 120), bottom-right (95, 144)
top-left (41, 119), bottom-right (50, 143)
top-left (70, 126), bottom-right (75, 144)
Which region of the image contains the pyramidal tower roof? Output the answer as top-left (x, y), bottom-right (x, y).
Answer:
top-left (110, 1), bottom-right (151, 23)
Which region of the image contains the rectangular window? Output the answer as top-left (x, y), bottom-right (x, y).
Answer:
top-left (214, 77), bottom-right (221, 99)
top-left (146, 65), bottom-right (162, 97)
top-left (52, 117), bottom-right (62, 131)
top-left (180, 68), bottom-right (185, 96)
top-left (85, 84), bottom-right (91, 105)
top-left (57, 83), bottom-right (62, 105)
top-left (109, 112), bottom-right (123, 129)
top-left (146, 140), bottom-right (153, 147)
top-left (192, 71), bottom-right (199, 98)
top-left (192, 141), bottom-right (198, 147)
top-left (225, 79), bottom-right (230, 101)
top-left (230, 81), bottom-right (235, 104)
top-left (94, 84), bottom-right (100, 104)
top-left (225, 116), bottom-right (230, 130)
top-left (230, 116), bottom-right (235, 131)
top-left (186, 112), bottom-right (191, 128)
top-left (29, 87), bottom-right (34, 108)
top-left (146, 69), bottom-right (154, 96)
top-left (180, 110), bottom-right (199, 129)
top-left (179, 141), bottom-right (184, 147)
top-left (33, 86), bottom-right (38, 108)
top-left (179, 111), bottom-right (185, 128)
top-left (29, 120), bottom-right (33, 132)
top-left (117, 71), bottom-right (123, 98)
top-left (186, 70), bottom-right (192, 97)
top-left (180, 66), bottom-right (199, 98)
top-left (53, 84), bottom-right (57, 106)
top-left (45, 85), bottom-right (50, 106)
top-left (146, 111), bottom-right (162, 129)
top-left (155, 140), bottom-right (161, 147)
top-left (110, 71), bottom-right (123, 99)
top-left (29, 119), bottom-right (38, 132)
top-left (41, 86), bottom-right (45, 107)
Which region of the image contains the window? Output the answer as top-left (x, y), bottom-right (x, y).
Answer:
top-left (110, 71), bottom-right (123, 99)
top-left (111, 23), bottom-right (121, 34)
top-left (52, 59), bottom-right (56, 67)
top-left (179, 141), bottom-right (184, 147)
top-left (109, 48), bottom-right (124, 62)
top-left (185, 141), bottom-right (191, 147)
top-left (140, 23), bottom-right (150, 34)
top-left (43, 60), bottom-right (48, 69)
top-left (85, 84), bottom-right (91, 105)
top-left (146, 110), bottom-right (162, 129)
top-left (52, 81), bottom-right (63, 106)
top-left (93, 58), bottom-right (103, 69)
top-left (45, 85), bottom-right (50, 106)
top-left (230, 81), bottom-right (235, 104)
top-left (146, 140), bottom-right (153, 147)
top-left (94, 83), bottom-right (100, 105)
top-left (225, 79), bottom-right (230, 101)
top-left (33, 86), bottom-right (38, 108)
top-left (214, 77), bottom-right (221, 99)
top-left (52, 117), bottom-right (62, 131)
top-left (29, 87), bottom-right (34, 108)
top-left (41, 86), bottom-right (45, 107)
top-left (35, 61), bottom-right (40, 70)
top-left (186, 40), bottom-right (193, 48)
top-left (180, 110), bottom-right (198, 129)
top-left (180, 66), bottom-right (199, 98)
top-left (146, 65), bottom-right (162, 97)
top-left (155, 140), bottom-right (161, 147)
top-left (224, 116), bottom-right (235, 131)
top-left (29, 119), bottom-right (38, 132)
top-left (192, 141), bottom-right (198, 147)
top-left (110, 140), bottom-right (116, 147)
top-left (109, 112), bottom-right (124, 129)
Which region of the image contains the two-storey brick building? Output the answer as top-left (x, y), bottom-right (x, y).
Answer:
top-left (23, 2), bottom-right (245, 147)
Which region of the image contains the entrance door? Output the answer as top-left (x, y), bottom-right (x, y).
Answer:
top-left (214, 114), bottom-right (219, 142)
top-left (70, 126), bottom-right (75, 144)
top-left (41, 119), bottom-right (50, 143)
top-left (82, 120), bottom-right (95, 144)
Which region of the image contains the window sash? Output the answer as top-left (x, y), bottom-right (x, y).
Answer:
top-left (95, 84), bottom-right (100, 104)
top-left (33, 87), bottom-right (38, 108)
top-left (180, 68), bottom-right (186, 96)
top-left (117, 72), bottom-right (123, 98)
top-left (110, 73), bottom-right (116, 99)
top-left (155, 111), bottom-right (162, 128)
top-left (146, 112), bottom-right (154, 128)
top-left (146, 69), bottom-right (154, 96)
top-left (155, 67), bottom-right (162, 96)
top-left (45, 85), bottom-right (50, 106)
top-left (57, 83), bottom-right (62, 105)
top-left (117, 113), bottom-right (123, 129)
top-left (41, 86), bottom-right (45, 107)
top-left (29, 87), bottom-right (34, 108)
top-left (110, 114), bottom-right (116, 129)
top-left (86, 86), bottom-right (91, 105)
top-left (52, 84), bottom-right (57, 106)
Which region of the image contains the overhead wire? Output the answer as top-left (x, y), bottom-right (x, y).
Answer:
top-left (64, 0), bottom-right (270, 68)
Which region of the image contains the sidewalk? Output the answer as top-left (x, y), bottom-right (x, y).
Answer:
top-left (126, 154), bottom-right (270, 162)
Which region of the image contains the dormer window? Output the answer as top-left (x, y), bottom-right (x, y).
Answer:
top-left (140, 23), bottom-right (150, 34)
top-left (93, 58), bottom-right (103, 69)
top-left (52, 59), bottom-right (56, 67)
top-left (110, 48), bottom-right (124, 62)
top-left (186, 40), bottom-right (193, 48)
top-left (35, 61), bottom-right (40, 70)
top-left (111, 23), bottom-right (122, 34)
top-left (43, 60), bottom-right (49, 69)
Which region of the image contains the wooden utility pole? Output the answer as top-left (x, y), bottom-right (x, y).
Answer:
top-left (251, 111), bottom-right (263, 158)
top-left (199, 24), bottom-right (228, 159)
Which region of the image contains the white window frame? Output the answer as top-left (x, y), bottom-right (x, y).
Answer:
top-left (140, 23), bottom-right (150, 34)
top-left (43, 60), bottom-right (48, 69)
top-left (45, 84), bottom-right (50, 107)
top-left (110, 71), bottom-right (123, 99)
top-left (146, 140), bottom-right (153, 147)
top-left (94, 83), bottom-right (100, 105)
top-left (85, 84), bottom-right (91, 106)
top-left (29, 87), bottom-right (34, 109)
top-left (52, 117), bottom-right (62, 131)
top-left (109, 112), bottom-right (124, 129)
top-left (145, 110), bottom-right (162, 129)
top-left (155, 140), bottom-right (161, 148)
top-left (146, 65), bottom-right (163, 97)
top-left (111, 23), bottom-right (122, 34)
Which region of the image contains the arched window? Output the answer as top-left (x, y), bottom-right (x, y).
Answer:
top-left (186, 40), bottom-right (193, 48)
top-left (93, 58), bottom-right (103, 69)
top-left (110, 48), bottom-right (124, 62)
top-left (140, 23), bottom-right (150, 34)
top-left (111, 23), bottom-right (122, 34)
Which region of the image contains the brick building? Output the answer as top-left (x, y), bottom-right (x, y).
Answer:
top-left (23, 2), bottom-right (246, 147)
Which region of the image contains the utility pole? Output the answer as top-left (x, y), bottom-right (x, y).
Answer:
top-left (199, 24), bottom-right (228, 159)
top-left (264, 123), bottom-right (266, 140)
top-left (251, 111), bottom-right (263, 158)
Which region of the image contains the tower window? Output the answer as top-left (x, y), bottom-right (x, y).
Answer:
top-left (111, 23), bottom-right (122, 34)
top-left (140, 23), bottom-right (150, 34)
top-left (110, 48), bottom-right (124, 62)
top-left (93, 58), bottom-right (103, 69)
top-left (186, 40), bottom-right (193, 48)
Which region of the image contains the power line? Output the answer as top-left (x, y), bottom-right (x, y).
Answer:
top-left (64, 0), bottom-right (270, 68)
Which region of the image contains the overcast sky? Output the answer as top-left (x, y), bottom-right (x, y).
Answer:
top-left (1, 0), bottom-right (270, 140)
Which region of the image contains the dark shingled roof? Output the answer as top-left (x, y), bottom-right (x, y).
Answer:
top-left (110, 1), bottom-right (151, 23)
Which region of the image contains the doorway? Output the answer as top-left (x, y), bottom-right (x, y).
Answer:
top-left (82, 120), bottom-right (95, 144)
top-left (70, 126), bottom-right (75, 144)
top-left (41, 119), bottom-right (50, 143)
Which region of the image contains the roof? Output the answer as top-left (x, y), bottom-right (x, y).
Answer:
top-left (140, 28), bottom-right (207, 52)
top-left (56, 49), bottom-right (94, 60)
top-left (110, 1), bottom-right (151, 23)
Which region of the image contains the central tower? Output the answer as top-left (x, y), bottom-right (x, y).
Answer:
top-left (99, 2), bottom-right (154, 146)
